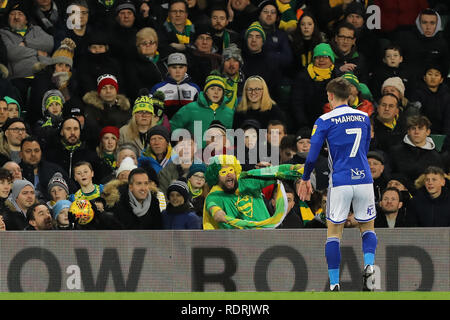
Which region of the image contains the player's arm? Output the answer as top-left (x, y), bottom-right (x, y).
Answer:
top-left (302, 119), bottom-right (327, 181)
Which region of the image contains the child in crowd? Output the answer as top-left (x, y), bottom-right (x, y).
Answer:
top-left (162, 179), bottom-right (201, 229)
top-left (47, 172), bottom-right (70, 209)
top-left (150, 52), bottom-right (200, 119)
top-left (187, 163), bottom-right (208, 217)
top-left (370, 44), bottom-right (414, 100)
top-left (69, 161), bottom-right (104, 202)
top-left (4, 96), bottom-right (21, 119)
top-left (33, 89), bottom-right (65, 146)
top-left (52, 199), bottom-right (72, 230)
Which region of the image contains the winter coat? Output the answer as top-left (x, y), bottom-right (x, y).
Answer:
top-left (185, 47), bottom-right (222, 88)
top-left (371, 112), bottom-right (408, 154)
top-left (290, 67), bottom-right (337, 128)
top-left (374, 205), bottom-right (408, 228)
top-left (0, 24), bottom-right (53, 79)
top-left (241, 47), bottom-right (282, 100)
top-left (123, 51), bottom-right (163, 102)
top-left (161, 204), bottom-right (201, 229)
top-left (409, 81), bottom-right (450, 135)
top-left (150, 74), bottom-right (201, 119)
top-left (44, 138), bottom-right (103, 184)
top-left (331, 41), bottom-right (369, 84)
top-left (20, 159), bottom-right (76, 201)
top-left (390, 135), bottom-right (444, 187)
top-left (76, 50), bottom-right (124, 97)
top-left (370, 63), bottom-right (416, 101)
top-left (393, 13), bottom-right (450, 79)
top-left (233, 103), bottom-right (286, 130)
top-left (2, 198), bottom-right (28, 230)
top-left (83, 91), bottom-right (132, 129)
top-left (406, 184), bottom-right (450, 227)
top-left (261, 25), bottom-right (294, 72)
top-left (107, 182), bottom-right (163, 230)
top-left (170, 91), bottom-right (234, 148)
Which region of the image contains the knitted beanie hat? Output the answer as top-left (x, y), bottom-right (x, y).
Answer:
top-left (52, 200), bottom-right (72, 219)
top-left (222, 44), bottom-right (244, 66)
top-left (167, 178), bottom-right (191, 202)
top-left (42, 89), bottom-right (65, 115)
top-left (148, 125), bottom-right (170, 143)
top-left (151, 90), bottom-right (165, 118)
top-left (115, 0), bottom-right (136, 15)
top-left (342, 72), bottom-right (361, 91)
top-left (99, 126), bottom-right (120, 140)
top-left (11, 179), bottom-right (34, 201)
top-left (187, 162), bottom-right (207, 180)
top-left (52, 38), bottom-right (77, 68)
top-left (116, 156), bottom-right (137, 177)
top-left (97, 74), bottom-right (119, 94)
top-left (132, 95), bottom-right (154, 115)
top-left (313, 43), bottom-right (335, 63)
top-left (48, 172), bottom-right (70, 195)
top-left (381, 77), bottom-right (405, 97)
top-left (245, 21), bottom-right (266, 42)
top-left (204, 70), bottom-right (226, 92)
top-left (4, 96), bottom-right (21, 117)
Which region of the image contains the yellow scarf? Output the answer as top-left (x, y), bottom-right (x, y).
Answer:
top-left (383, 114), bottom-right (398, 130)
top-left (307, 63), bottom-right (334, 81)
top-left (167, 18), bottom-right (193, 44)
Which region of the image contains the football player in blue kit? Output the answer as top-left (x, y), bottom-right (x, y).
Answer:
top-left (297, 77), bottom-right (377, 291)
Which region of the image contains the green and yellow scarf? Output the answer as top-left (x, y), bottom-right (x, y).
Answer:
top-left (167, 18), bottom-right (193, 44)
top-left (307, 63), bottom-right (334, 82)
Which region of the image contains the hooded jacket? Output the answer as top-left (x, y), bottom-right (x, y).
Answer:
top-left (390, 135), bottom-right (444, 187)
top-left (393, 11), bottom-right (450, 79)
top-left (83, 91), bottom-right (131, 129)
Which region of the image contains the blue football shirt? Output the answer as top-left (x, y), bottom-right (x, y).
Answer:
top-left (302, 104), bottom-right (373, 187)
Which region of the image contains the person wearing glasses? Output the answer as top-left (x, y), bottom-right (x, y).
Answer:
top-left (0, 118), bottom-right (28, 164)
top-left (123, 27), bottom-right (164, 101)
top-left (233, 75), bottom-right (285, 130)
top-left (159, 0), bottom-right (195, 54)
top-left (330, 21), bottom-right (369, 84)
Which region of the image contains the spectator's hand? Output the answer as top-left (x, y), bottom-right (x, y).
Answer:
top-left (140, 2), bottom-right (150, 18)
top-left (0, 216), bottom-right (5, 231)
top-left (18, 42), bottom-right (25, 47)
top-left (339, 63), bottom-right (357, 73)
top-left (37, 50), bottom-right (48, 57)
top-left (213, 209), bottom-right (227, 223)
top-left (227, 0), bottom-right (234, 23)
top-left (255, 161), bottom-right (271, 169)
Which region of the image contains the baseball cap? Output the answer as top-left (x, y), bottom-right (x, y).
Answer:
top-left (167, 53), bottom-right (187, 66)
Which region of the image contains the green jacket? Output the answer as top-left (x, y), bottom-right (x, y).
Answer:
top-left (169, 91), bottom-right (234, 148)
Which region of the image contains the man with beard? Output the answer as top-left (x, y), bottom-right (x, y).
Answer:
top-left (374, 187), bottom-right (407, 228)
top-left (19, 136), bottom-right (75, 201)
top-left (25, 202), bottom-right (55, 230)
top-left (203, 154), bottom-right (304, 229)
top-left (45, 116), bottom-right (103, 184)
top-left (209, 5), bottom-right (240, 55)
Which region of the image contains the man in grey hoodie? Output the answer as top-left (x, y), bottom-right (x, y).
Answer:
top-left (389, 115), bottom-right (445, 188)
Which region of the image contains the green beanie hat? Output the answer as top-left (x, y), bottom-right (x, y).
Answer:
top-left (204, 70), bottom-right (226, 92)
top-left (342, 72), bottom-right (361, 91)
top-left (245, 21), bottom-right (266, 42)
top-left (4, 96), bottom-right (21, 116)
top-left (313, 43), bottom-right (335, 63)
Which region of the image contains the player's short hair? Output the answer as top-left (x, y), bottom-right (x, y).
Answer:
top-left (326, 77), bottom-right (351, 101)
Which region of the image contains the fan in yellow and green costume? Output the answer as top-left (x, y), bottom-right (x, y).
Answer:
top-left (203, 155), bottom-right (304, 229)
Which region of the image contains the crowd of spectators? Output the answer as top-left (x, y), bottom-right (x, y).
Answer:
top-left (0, 0), bottom-right (449, 231)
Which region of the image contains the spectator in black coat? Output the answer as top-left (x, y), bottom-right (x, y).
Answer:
top-left (393, 8), bottom-right (450, 82)
top-left (123, 27), bottom-right (164, 102)
top-left (406, 166), bottom-right (450, 227)
top-left (409, 62), bottom-right (450, 135)
top-left (19, 136), bottom-right (77, 201)
top-left (241, 21), bottom-right (282, 101)
top-left (108, 167), bottom-right (163, 229)
top-left (209, 4), bottom-right (241, 55)
top-left (390, 115), bottom-right (444, 188)
top-left (375, 187), bottom-right (407, 228)
top-left (228, 0), bottom-right (258, 34)
top-left (371, 93), bottom-right (408, 154)
top-left (290, 42), bottom-right (337, 128)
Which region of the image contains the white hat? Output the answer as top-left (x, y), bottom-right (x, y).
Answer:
top-left (116, 157), bottom-right (137, 177)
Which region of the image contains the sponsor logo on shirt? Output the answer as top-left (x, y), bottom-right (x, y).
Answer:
top-left (351, 168), bottom-right (366, 180)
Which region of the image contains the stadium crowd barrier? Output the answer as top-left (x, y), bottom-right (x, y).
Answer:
top-left (1, 228), bottom-right (448, 292)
